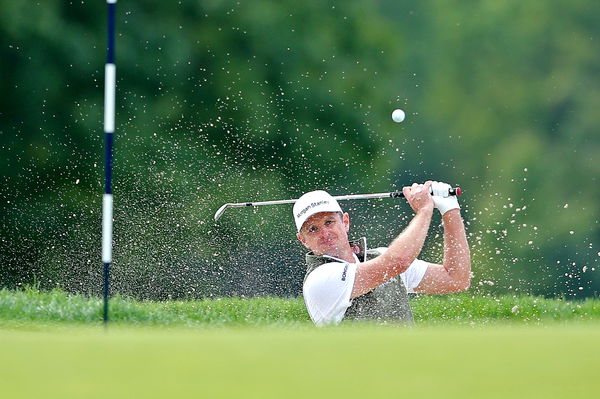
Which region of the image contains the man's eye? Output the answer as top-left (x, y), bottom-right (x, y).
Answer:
top-left (325, 220), bottom-right (334, 225)
top-left (308, 226), bottom-right (318, 233)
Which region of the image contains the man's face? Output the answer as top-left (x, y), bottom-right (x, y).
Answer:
top-left (296, 211), bottom-right (350, 257)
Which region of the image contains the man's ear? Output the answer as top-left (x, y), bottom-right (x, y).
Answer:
top-left (296, 232), bottom-right (310, 249)
top-left (343, 212), bottom-right (350, 232)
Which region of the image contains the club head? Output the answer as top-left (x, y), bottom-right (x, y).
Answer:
top-left (214, 204), bottom-right (230, 222)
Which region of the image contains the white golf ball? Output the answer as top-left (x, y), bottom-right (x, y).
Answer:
top-left (391, 109), bottom-right (405, 123)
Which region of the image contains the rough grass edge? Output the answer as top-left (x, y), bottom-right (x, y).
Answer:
top-left (1, 286), bottom-right (600, 327)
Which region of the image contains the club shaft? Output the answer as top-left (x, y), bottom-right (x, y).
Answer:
top-left (214, 187), bottom-right (460, 221)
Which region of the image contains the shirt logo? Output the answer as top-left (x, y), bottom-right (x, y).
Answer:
top-left (341, 264), bottom-right (348, 281)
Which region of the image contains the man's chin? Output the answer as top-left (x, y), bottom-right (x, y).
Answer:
top-left (318, 245), bottom-right (342, 258)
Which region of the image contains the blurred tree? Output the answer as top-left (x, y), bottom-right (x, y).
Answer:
top-left (1, 0), bottom-right (598, 298)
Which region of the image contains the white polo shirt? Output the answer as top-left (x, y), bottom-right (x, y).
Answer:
top-left (303, 249), bottom-right (428, 326)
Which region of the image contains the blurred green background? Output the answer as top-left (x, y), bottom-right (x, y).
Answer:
top-left (1, 0), bottom-right (599, 299)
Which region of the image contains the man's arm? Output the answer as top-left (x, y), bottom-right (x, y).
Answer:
top-left (351, 182), bottom-right (434, 298)
top-left (414, 208), bottom-right (471, 293)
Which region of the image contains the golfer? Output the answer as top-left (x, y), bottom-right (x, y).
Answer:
top-left (294, 181), bottom-right (471, 325)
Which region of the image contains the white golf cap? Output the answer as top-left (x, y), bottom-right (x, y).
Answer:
top-left (293, 190), bottom-right (343, 232)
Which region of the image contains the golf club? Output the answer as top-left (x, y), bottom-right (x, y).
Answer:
top-left (214, 186), bottom-right (460, 221)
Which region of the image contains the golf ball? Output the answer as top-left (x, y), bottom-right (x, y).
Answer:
top-left (392, 109), bottom-right (405, 123)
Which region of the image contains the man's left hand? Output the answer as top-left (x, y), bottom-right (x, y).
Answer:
top-left (431, 181), bottom-right (460, 216)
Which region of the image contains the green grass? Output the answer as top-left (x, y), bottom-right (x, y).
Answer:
top-left (1, 286), bottom-right (600, 327)
top-left (2, 288), bottom-right (600, 398)
top-left (412, 293), bottom-right (600, 324)
top-left (1, 324), bottom-right (599, 398)
top-left (0, 286), bottom-right (308, 327)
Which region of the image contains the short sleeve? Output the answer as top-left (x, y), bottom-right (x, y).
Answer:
top-left (303, 262), bottom-right (357, 326)
top-left (401, 258), bottom-right (429, 293)
top-left (372, 247), bottom-right (428, 293)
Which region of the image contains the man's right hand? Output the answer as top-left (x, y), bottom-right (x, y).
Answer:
top-left (403, 181), bottom-right (434, 214)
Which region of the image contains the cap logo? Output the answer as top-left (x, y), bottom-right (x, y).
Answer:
top-left (296, 200), bottom-right (329, 219)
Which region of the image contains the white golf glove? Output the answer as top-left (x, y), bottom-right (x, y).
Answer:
top-left (431, 181), bottom-right (460, 216)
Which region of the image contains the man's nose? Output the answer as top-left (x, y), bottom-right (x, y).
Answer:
top-left (320, 225), bottom-right (334, 237)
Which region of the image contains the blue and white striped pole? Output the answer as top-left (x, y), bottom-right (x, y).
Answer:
top-left (102, 0), bottom-right (117, 324)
